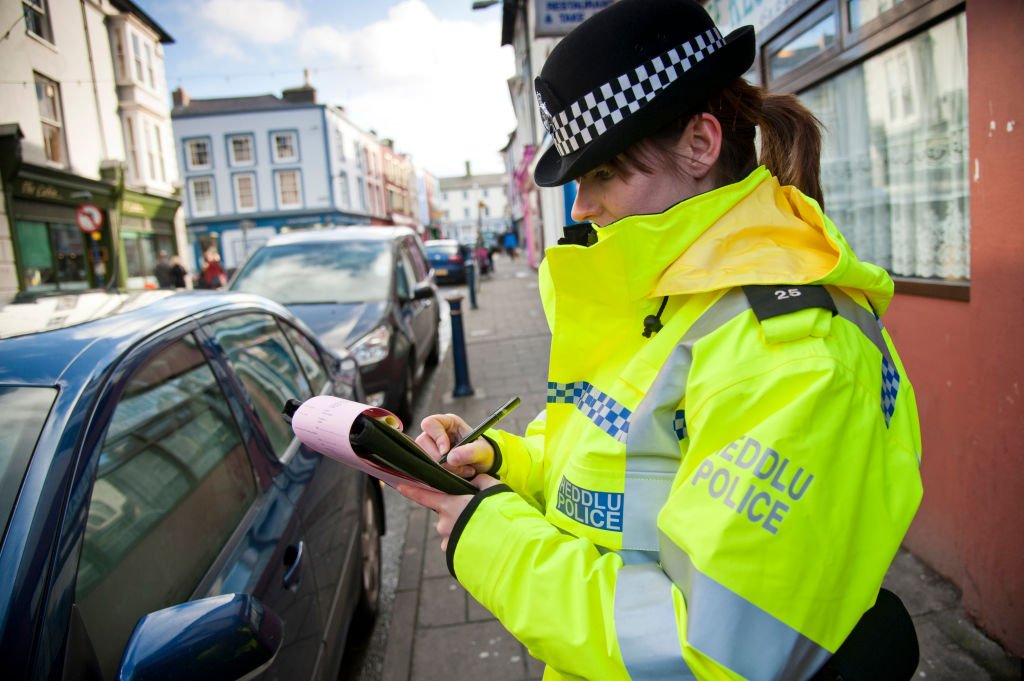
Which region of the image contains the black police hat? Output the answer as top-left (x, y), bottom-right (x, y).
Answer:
top-left (533, 0), bottom-right (755, 187)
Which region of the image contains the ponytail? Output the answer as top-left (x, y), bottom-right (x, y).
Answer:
top-left (615, 78), bottom-right (826, 209)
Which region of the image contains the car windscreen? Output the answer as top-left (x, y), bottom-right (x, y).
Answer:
top-left (0, 386), bottom-right (57, 539)
top-left (426, 244), bottom-right (460, 257)
top-left (231, 240), bottom-right (393, 304)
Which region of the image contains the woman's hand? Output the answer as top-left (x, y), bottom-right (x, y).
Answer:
top-left (396, 474), bottom-right (501, 551)
top-left (415, 413), bottom-right (496, 478)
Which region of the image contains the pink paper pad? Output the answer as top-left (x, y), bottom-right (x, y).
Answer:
top-left (290, 395), bottom-right (437, 491)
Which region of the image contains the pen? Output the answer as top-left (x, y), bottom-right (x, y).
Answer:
top-left (438, 396), bottom-right (520, 464)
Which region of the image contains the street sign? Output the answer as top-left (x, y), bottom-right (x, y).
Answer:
top-left (75, 203), bottom-right (103, 233)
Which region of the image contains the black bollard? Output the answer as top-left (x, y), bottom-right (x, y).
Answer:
top-left (447, 295), bottom-right (475, 397)
top-left (466, 260), bottom-right (479, 309)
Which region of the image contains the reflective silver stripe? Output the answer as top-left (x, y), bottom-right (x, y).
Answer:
top-left (660, 533), bottom-right (832, 681)
top-left (598, 545), bottom-right (660, 565)
top-left (828, 287), bottom-right (892, 363)
top-left (614, 563), bottom-right (697, 680)
top-left (623, 290), bottom-right (752, 551)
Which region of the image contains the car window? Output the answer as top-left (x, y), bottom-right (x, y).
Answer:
top-left (208, 313), bottom-right (312, 457)
top-left (405, 236), bottom-right (430, 281)
top-left (230, 239), bottom-right (393, 304)
top-left (396, 246), bottom-right (415, 299)
top-left (76, 333), bottom-right (258, 679)
top-left (282, 322), bottom-right (329, 394)
top-left (0, 386), bottom-right (57, 541)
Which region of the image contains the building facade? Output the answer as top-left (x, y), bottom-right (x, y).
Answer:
top-left (0, 0), bottom-right (183, 302)
top-left (171, 80), bottom-right (408, 271)
top-left (437, 167), bottom-right (509, 243)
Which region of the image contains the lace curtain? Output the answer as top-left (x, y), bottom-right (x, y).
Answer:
top-left (801, 13), bottom-right (969, 280)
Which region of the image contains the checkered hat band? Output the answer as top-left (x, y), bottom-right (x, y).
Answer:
top-left (546, 28), bottom-right (725, 158)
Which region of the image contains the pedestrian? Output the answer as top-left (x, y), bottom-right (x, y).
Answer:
top-left (396, 1), bottom-right (923, 680)
top-left (153, 250), bottom-right (172, 288)
top-left (502, 228), bottom-right (518, 260)
top-left (169, 255), bottom-right (188, 289)
top-left (200, 247), bottom-right (226, 289)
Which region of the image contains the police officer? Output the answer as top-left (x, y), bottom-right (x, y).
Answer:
top-left (399, 1), bottom-right (923, 678)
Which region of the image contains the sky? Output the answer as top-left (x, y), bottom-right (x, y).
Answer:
top-left (142, 0), bottom-right (518, 178)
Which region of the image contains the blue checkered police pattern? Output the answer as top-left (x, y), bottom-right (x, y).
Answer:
top-left (673, 410), bottom-right (688, 440)
top-left (881, 356), bottom-right (900, 426)
top-left (548, 381), bottom-right (632, 442)
top-left (543, 28), bottom-right (726, 158)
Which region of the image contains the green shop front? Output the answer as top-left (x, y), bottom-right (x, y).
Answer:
top-left (7, 164), bottom-right (180, 296)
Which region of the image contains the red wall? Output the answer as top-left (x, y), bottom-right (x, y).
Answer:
top-left (886, 1), bottom-right (1024, 656)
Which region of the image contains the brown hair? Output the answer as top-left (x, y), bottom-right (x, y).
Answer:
top-left (610, 78), bottom-right (826, 209)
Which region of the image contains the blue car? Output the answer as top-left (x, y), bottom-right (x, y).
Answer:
top-left (0, 290), bottom-right (384, 680)
top-left (424, 239), bottom-right (469, 285)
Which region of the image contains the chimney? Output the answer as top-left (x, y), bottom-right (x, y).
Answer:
top-left (172, 86), bottom-right (190, 108)
top-left (282, 69), bottom-right (317, 104)
top-left (465, 160), bottom-right (471, 176)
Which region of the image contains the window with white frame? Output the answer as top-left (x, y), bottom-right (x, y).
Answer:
top-left (34, 73), bottom-right (66, 165)
top-left (131, 33), bottom-right (145, 83)
top-left (125, 117), bottom-right (139, 180)
top-left (335, 130), bottom-right (346, 162)
top-left (188, 177), bottom-right (215, 216)
top-left (144, 43), bottom-right (155, 88)
top-left (228, 134), bottom-right (254, 166)
top-left (271, 132), bottom-right (298, 163)
top-left (275, 170), bottom-right (302, 208)
top-left (152, 124), bottom-right (166, 182)
top-left (185, 139), bottom-right (211, 170)
top-left (337, 171), bottom-right (351, 209)
top-left (23, 0), bottom-right (53, 42)
top-left (234, 174), bottom-right (257, 212)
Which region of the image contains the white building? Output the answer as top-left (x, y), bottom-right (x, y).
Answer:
top-left (171, 80), bottom-right (388, 270)
top-left (0, 0), bottom-right (184, 301)
top-left (437, 167), bottom-right (509, 242)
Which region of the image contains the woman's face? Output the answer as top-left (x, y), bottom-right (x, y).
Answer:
top-left (570, 114), bottom-right (721, 228)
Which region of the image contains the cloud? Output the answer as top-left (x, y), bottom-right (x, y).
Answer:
top-left (297, 0), bottom-right (516, 176)
top-left (197, 0), bottom-right (305, 45)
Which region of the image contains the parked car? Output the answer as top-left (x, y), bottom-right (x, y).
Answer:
top-left (229, 226), bottom-right (440, 424)
top-left (424, 238), bottom-right (469, 284)
top-left (0, 290), bottom-right (384, 680)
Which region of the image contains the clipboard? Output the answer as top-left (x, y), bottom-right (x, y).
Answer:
top-left (283, 395), bottom-right (477, 495)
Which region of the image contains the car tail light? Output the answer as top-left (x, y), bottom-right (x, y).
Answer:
top-left (449, 254), bottom-right (462, 263)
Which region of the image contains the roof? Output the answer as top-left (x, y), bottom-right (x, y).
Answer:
top-left (110, 0), bottom-right (174, 44)
top-left (172, 94), bottom-right (317, 118)
top-left (264, 225), bottom-right (417, 246)
top-left (0, 291), bottom-right (285, 384)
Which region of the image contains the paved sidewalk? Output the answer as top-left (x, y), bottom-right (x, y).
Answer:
top-left (375, 254), bottom-right (1020, 681)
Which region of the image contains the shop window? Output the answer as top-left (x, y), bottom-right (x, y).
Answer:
top-left (22, 0), bottom-right (52, 43)
top-left (188, 176), bottom-right (216, 216)
top-left (122, 232), bottom-right (161, 289)
top-left (34, 73), bottom-right (66, 166)
top-left (271, 131), bottom-right (298, 163)
top-left (767, 7), bottom-right (838, 82)
top-left (228, 134), bottom-right (254, 166)
top-left (800, 14), bottom-right (968, 280)
top-left (186, 139), bottom-right (211, 170)
top-left (15, 220), bottom-right (89, 292)
top-left (849, 0), bottom-right (912, 31)
top-left (234, 173), bottom-right (257, 212)
top-left (275, 170), bottom-right (302, 209)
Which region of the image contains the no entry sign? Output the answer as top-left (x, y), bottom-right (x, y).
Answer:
top-left (75, 203), bottom-right (103, 233)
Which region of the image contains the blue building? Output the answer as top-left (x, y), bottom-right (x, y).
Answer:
top-left (171, 77), bottom-right (384, 272)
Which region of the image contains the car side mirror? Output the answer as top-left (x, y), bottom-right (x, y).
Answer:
top-left (118, 594), bottom-right (282, 681)
top-left (412, 282), bottom-right (435, 301)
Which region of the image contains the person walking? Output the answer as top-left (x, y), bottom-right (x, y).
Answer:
top-left (398, 1), bottom-right (923, 679)
top-left (200, 247), bottom-right (227, 289)
top-left (502, 229), bottom-right (518, 260)
top-left (153, 251), bottom-right (173, 289)
top-left (169, 255), bottom-right (188, 289)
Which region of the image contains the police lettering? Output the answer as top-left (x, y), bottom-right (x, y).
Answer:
top-left (690, 436), bottom-right (814, 535)
top-left (556, 477), bottom-right (624, 532)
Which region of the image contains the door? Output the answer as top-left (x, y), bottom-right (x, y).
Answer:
top-left (397, 239), bottom-right (435, 368)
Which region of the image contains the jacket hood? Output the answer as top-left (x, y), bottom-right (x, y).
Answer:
top-left (542, 167), bottom-right (893, 318)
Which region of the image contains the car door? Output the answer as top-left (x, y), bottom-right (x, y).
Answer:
top-left (202, 311), bottom-right (364, 680)
top-left (71, 321), bottom-right (322, 681)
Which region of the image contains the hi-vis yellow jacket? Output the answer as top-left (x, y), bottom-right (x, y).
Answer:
top-left (447, 167), bottom-right (923, 680)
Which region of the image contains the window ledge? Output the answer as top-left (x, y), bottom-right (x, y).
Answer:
top-left (893, 276), bottom-right (969, 301)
